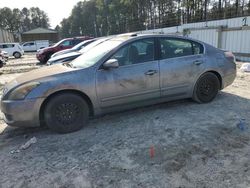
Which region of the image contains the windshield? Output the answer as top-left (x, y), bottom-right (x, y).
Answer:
top-left (72, 40), bottom-right (93, 50)
top-left (52, 39), bottom-right (66, 47)
top-left (72, 40), bottom-right (122, 68)
top-left (79, 38), bottom-right (109, 54)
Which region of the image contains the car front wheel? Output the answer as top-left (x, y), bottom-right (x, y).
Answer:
top-left (193, 72), bottom-right (220, 103)
top-left (44, 93), bottom-right (89, 133)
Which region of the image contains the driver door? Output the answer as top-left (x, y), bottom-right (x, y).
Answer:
top-left (96, 38), bottom-right (160, 108)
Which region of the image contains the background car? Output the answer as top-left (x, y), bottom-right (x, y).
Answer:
top-left (47, 37), bottom-right (111, 65)
top-left (22, 40), bottom-right (49, 52)
top-left (0, 43), bottom-right (24, 58)
top-left (51, 39), bottom-right (96, 58)
top-left (0, 50), bottom-right (9, 62)
top-left (36, 36), bottom-right (93, 64)
top-left (0, 53), bottom-right (4, 68)
top-left (0, 34), bottom-right (236, 134)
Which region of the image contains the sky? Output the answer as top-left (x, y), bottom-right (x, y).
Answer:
top-left (0, 0), bottom-right (82, 28)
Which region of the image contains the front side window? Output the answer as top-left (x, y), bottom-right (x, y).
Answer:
top-left (73, 39), bottom-right (82, 45)
top-left (110, 38), bottom-right (154, 66)
top-left (61, 40), bottom-right (72, 47)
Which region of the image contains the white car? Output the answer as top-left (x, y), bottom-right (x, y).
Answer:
top-left (0, 43), bottom-right (24, 58)
top-left (22, 40), bottom-right (49, 52)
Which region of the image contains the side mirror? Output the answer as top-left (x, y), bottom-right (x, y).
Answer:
top-left (103, 59), bottom-right (119, 69)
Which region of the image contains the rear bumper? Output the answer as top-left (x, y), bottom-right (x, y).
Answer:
top-left (222, 70), bottom-right (237, 89)
top-left (0, 98), bottom-right (44, 127)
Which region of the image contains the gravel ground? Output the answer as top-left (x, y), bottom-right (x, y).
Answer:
top-left (0, 54), bottom-right (250, 188)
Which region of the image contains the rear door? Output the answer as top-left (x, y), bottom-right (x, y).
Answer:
top-left (158, 37), bottom-right (206, 97)
top-left (96, 38), bottom-right (160, 107)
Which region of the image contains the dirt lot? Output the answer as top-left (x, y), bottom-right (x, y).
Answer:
top-left (0, 54), bottom-right (250, 188)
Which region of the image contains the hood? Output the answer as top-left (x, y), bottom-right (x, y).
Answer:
top-left (38, 46), bottom-right (54, 53)
top-left (5, 64), bottom-right (73, 91)
top-left (17, 64), bottom-right (72, 83)
top-left (49, 51), bottom-right (81, 62)
top-left (2, 64), bottom-right (79, 99)
top-left (52, 49), bottom-right (75, 57)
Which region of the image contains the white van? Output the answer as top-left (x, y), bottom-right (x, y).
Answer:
top-left (22, 40), bottom-right (49, 52)
top-left (0, 43), bottom-right (24, 58)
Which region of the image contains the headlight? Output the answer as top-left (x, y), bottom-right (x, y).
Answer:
top-left (38, 49), bottom-right (44, 54)
top-left (8, 82), bottom-right (40, 100)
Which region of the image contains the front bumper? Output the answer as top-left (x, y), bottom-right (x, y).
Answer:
top-left (36, 53), bottom-right (45, 62)
top-left (0, 98), bottom-right (44, 127)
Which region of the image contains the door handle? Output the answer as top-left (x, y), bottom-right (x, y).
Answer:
top-left (193, 60), bottom-right (204, 65)
top-left (145, 70), bottom-right (158, 76)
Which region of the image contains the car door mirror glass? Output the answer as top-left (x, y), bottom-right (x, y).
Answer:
top-left (103, 59), bottom-right (119, 69)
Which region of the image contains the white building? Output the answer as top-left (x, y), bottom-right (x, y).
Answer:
top-left (140, 16), bottom-right (250, 62)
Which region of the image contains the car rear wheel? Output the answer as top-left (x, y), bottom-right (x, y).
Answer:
top-left (193, 72), bottom-right (220, 103)
top-left (44, 93), bottom-right (89, 133)
top-left (13, 52), bottom-right (21, 58)
top-left (13, 52), bottom-right (22, 58)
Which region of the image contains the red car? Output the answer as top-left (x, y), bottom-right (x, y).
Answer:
top-left (36, 37), bottom-right (93, 63)
top-left (0, 54), bottom-right (4, 68)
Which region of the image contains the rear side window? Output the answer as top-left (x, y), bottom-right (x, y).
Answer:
top-left (73, 39), bottom-right (82, 45)
top-left (159, 38), bottom-right (203, 59)
top-left (24, 42), bottom-right (35, 46)
top-left (193, 42), bottom-right (204, 55)
top-left (2, 44), bottom-right (14, 48)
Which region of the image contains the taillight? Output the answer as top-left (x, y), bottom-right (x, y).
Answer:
top-left (224, 51), bottom-right (236, 62)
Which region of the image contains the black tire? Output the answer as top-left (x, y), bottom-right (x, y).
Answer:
top-left (13, 52), bottom-right (21, 58)
top-left (193, 72), bottom-right (220, 103)
top-left (44, 93), bottom-right (89, 133)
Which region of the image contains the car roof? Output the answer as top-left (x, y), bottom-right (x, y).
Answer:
top-left (110, 33), bottom-right (206, 45)
top-left (0, 43), bottom-right (19, 45)
top-left (62, 36), bottom-right (93, 40)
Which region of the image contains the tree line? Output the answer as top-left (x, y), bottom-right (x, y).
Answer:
top-left (0, 7), bottom-right (50, 34)
top-left (57, 0), bottom-right (250, 38)
top-left (0, 1), bottom-right (249, 39)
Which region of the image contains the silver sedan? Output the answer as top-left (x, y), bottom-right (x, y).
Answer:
top-left (0, 34), bottom-right (236, 133)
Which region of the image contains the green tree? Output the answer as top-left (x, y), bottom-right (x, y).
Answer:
top-left (0, 7), bottom-right (50, 33)
top-left (58, 0), bottom-right (250, 38)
